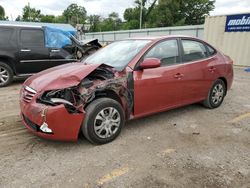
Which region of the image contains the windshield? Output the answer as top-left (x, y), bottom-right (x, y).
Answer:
top-left (84, 40), bottom-right (151, 71)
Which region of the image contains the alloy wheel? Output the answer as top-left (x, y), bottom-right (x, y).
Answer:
top-left (94, 107), bottom-right (121, 139)
top-left (211, 83), bottom-right (224, 105)
top-left (0, 66), bottom-right (9, 85)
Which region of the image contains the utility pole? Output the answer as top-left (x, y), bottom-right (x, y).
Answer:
top-left (28, 2), bottom-right (31, 22)
top-left (140, 0), bottom-right (143, 29)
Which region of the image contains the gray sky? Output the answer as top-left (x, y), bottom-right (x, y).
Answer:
top-left (1, 0), bottom-right (250, 21)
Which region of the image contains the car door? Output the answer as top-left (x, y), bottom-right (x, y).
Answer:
top-left (18, 28), bottom-right (50, 74)
top-left (48, 32), bottom-right (76, 64)
top-left (133, 39), bottom-right (186, 118)
top-left (179, 39), bottom-right (218, 104)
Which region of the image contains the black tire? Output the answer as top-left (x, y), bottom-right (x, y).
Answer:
top-left (0, 62), bottom-right (14, 87)
top-left (203, 79), bottom-right (226, 109)
top-left (82, 98), bottom-right (125, 144)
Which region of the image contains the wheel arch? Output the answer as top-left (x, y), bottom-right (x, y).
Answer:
top-left (83, 89), bottom-right (130, 119)
top-left (218, 77), bottom-right (227, 95)
top-left (0, 56), bottom-right (16, 75)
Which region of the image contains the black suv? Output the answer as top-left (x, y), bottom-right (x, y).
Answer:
top-left (0, 23), bottom-right (101, 87)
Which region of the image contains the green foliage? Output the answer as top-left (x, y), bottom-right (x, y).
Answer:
top-left (88, 15), bottom-right (102, 32)
top-left (54, 15), bottom-right (67, 23)
top-left (16, 4), bottom-right (68, 24)
top-left (8, 0), bottom-right (215, 32)
top-left (40, 15), bottom-right (55, 23)
top-left (22, 5), bottom-right (41, 21)
top-left (178, 0), bottom-right (215, 25)
top-left (124, 0), bottom-right (215, 29)
top-left (0, 5), bottom-right (8, 20)
top-left (88, 12), bottom-right (122, 32)
top-left (63, 3), bottom-right (87, 26)
top-left (0, 5), bottom-right (5, 20)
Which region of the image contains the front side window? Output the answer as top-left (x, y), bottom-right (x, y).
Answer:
top-left (144, 39), bottom-right (179, 66)
top-left (182, 40), bottom-right (207, 62)
top-left (20, 29), bottom-right (44, 47)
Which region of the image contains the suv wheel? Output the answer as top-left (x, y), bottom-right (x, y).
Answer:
top-left (0, 62), bottom-right (13, 87)
top-left (82, 98), bottom-right (125, 144)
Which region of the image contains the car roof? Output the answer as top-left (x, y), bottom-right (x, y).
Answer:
top-left (0, 21), bottom-right (75, 31)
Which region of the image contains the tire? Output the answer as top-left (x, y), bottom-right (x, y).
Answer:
top-left (203, 79), bottom-right (226, 109)
top-left (0, 62), bottom-right (14, 87)
top-left (82, 98), bottom-right (125, 144)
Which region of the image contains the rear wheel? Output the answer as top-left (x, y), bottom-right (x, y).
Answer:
top-left (203, 79), bottom-right (226, 109)
top-left (0, 62), bottom-right (13, 87)
top-left (82, 98), bottom-right (125, 144)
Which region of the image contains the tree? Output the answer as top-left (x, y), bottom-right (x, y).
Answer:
top-left (88, 12), bottom-right (122, 32)
top-left (147, 0), bottom-right (182, 27)
top-left (54, 15), bottom-right (67, 23)
top-left (179, 0), bottom-right (215, 25)
top-left (22, 5), bottom-right (41, 21)
top-left (123, 0), bottom-right (215, 29)
top-left (104, 12), bottom-right (122, 31)
top-left (15, 15), bottom-right (22, 21)
top-left (0, 5), bottom-right (7, 20)
top-left (123, 0), bottom-right (157, 29)
top-left (63, 4), bottom-right (87, 26)
top-left (40, 15), bottom-right (55, 23)
top-left (88, 15), bottom-right (101, 32)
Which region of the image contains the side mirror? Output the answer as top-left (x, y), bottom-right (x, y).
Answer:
top-left (140, 58), bottom-right (161, 69)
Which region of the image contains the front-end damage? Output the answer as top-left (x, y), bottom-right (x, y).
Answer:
top-left (25, 65), bottom-right (133, 140)
top-left (34, 65), bottom-right (133, 137)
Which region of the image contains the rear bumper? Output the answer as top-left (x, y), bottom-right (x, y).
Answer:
top-left (20, 100), bottom-right (85, 141)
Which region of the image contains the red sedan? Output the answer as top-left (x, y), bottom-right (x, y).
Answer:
top-left (20, 36), bottom-right (234, 144)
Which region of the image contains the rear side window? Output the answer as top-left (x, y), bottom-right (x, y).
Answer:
top-left (20, 29), bottom-right (44, 47)
top-left (182, 40), bottom-right (207, 62)
top-left (145, 39), bottom-right (179, 66)
top-left (0, 28), bottom-right (14, 46)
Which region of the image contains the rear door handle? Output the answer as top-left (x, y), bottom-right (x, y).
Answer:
top-left (174, 73), bottom-right (184, 79)
top-left (51, 49), bottom-right (60, 52)
top-left (209, 66), bottom-right (216, 72)
top-left (21, 49), bottom-right (31, 52)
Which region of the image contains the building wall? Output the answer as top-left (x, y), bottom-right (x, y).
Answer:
top-left (83, 25), bottom-right (204, 44)
top-left (204, 15), bottom-right (250, 66)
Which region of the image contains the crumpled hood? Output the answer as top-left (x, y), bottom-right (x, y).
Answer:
top-left (24, 63), bottom-right (101, 92)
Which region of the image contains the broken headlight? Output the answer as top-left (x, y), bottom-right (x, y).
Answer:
top-left (37, 88), bottom-right (83, 113)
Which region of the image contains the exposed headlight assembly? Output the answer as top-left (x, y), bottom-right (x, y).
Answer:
top-left (37, 88), bottom-right (83, 113)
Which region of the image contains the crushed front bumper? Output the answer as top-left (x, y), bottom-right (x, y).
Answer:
top-left (20, 100), bottom-right (85, 141)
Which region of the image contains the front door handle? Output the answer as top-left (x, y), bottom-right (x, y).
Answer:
top-left (21, 49), bottom-right (31, 52)
top-left (174, 73), bottom-right (184, 79)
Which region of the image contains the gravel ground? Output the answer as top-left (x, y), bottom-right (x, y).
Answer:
top-left (0, 67), bottom-right (249, 188)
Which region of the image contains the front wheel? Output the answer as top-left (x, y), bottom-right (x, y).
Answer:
top-left (203, 79), bottom-right (226, 109)
top-left (82, 98), bottom-right (125, 144)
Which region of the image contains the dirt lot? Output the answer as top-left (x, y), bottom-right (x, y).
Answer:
top-left (0, 67), bottom-right (249, 188)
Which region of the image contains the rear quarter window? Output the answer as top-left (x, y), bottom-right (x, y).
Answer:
top-left (206, 44), bottom-right (217, 56)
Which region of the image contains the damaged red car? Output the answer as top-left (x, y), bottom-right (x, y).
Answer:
top-left (20, 36), bottom-right (233, 144)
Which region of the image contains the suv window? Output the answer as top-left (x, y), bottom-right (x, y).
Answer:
top-left (0, 28), bottom-right (14, 46)
top-left (182, 40), bottom-right (207, 62)
top-left (145, 39), bottom-right (179, 66)
top-left (20, 29), bottom-right (44, 47)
